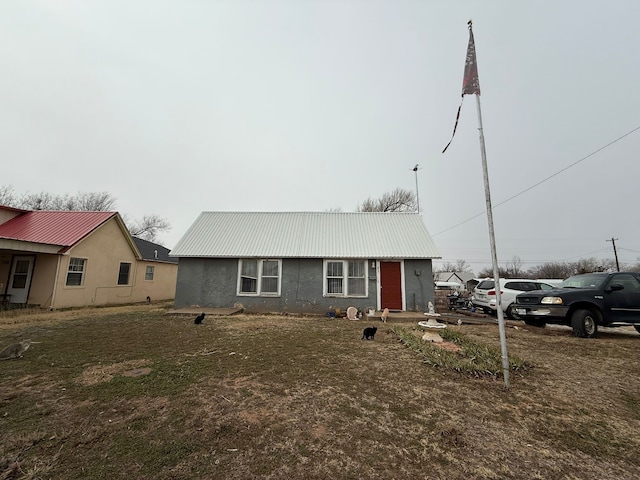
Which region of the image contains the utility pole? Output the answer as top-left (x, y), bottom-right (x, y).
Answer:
top-left (607, 237), bottom-right (620, 271)
top-left (412, 164), bottom-right (420, 214)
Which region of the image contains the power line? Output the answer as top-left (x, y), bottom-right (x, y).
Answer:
top-left (433, 125), bottom-right (640, 237)
top-left (619, 247), bottom-right (640, 254)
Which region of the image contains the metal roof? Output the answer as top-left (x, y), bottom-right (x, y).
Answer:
top-left (170, 212), bottom-right (441, 259)
top-left (0, 210), bottom-right (117, 247)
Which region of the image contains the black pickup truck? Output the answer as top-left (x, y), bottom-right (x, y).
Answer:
top-left (512, 272), bottom-right (640, 338)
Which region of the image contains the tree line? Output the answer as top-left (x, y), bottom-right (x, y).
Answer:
top-left (7, 183), bottom-right (633, 277)
top-left (437, 255), bottom-right (640, 279)
top-left (2, 185), bottom-right (419, 243)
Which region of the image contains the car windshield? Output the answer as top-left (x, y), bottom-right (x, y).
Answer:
top-left (560, 274), bottom-right (606, 289)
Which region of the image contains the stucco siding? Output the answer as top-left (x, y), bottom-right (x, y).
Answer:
top-left (27, 254), bottom-right (58, 308)
top-left (174, 257), bottom-right (434, 314)
top-left (174, 257), bottom-right (235, 308)
top-left (51, 218), bottom-right (136, 308)
top-left (403, 259), bottom-right (435, 312)
top-left (133, 261), bottom-right (178, 303)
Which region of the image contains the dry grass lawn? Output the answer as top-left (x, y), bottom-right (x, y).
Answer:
top-left (1, 303), bottom-right (640, 479)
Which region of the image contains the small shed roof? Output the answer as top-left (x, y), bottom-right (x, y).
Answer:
top-left (171, 212), bottom-right (441, 259)
top-left (435, 271), bottom-right (476, 284)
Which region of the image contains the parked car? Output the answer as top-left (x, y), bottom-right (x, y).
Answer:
top-left (472, 278), bottom-right (557, 319)
top-left (512, 272), bottom-right (640, 338)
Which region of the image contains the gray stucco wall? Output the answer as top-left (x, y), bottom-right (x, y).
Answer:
top-left (173, 257), bottom-right (434, 314)
top-left (403, 259), bottom-right (435, 312)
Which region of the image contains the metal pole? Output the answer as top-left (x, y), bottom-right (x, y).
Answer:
top-left (413, 164), bottom-right (420, 214)
top-left (475, 94), bottom-right (510, 389)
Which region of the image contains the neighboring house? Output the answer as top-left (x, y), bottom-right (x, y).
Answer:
top-left (170, 211), bottom-right (441, 314)
top-left (434, 271), bottom-right (476, 292)
top-left (0, 206), bottom-right (178, 309)
top-left (131, 236), bottom-right (179, 302)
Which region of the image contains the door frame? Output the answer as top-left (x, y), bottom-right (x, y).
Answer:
top-left (376, 260), bottom-right (406, 311)
top-left (7, 255), bottom-right (35, 304)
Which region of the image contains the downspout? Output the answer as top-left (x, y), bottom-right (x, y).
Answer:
top-left (49, 255), bottom-right (62, 310)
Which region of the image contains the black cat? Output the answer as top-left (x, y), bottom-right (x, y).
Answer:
top-left (362, 326), bottom-right (377, 340)
top-left (194, 312), bottom-right (205, 324)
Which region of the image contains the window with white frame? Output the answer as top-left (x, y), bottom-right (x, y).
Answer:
top-left (238, 259), bottom-right (281, 296)
top-left (145, 266), bottom-right (154, 281)
top-left (326, 261), bottom-right (344, 294)
top-left (66, 257), bottom-right (86, 286)
top-left (324, 260), bottom-right (367, 297)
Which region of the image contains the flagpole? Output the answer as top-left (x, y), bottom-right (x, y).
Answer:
top-left (443, 20), bottom-right (510, 388)
top-left (475, 93), bottom-right (510, 389)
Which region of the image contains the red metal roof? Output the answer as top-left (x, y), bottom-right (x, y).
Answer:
top-left (0, 211), bottom-right (117, 247)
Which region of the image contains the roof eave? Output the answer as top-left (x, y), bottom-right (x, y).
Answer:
top-left (0, 238), bottom-right (65, 254)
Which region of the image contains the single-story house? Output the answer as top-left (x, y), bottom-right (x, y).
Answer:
top-left (0, 205), bottom-right (178, 309)
top-left (170, 211), bottom-right (441, 314)
top-left (434, 271), bottom-right (477, 292)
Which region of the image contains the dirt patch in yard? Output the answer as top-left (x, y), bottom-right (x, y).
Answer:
top-left (76, 359), bottom-right (152, 385)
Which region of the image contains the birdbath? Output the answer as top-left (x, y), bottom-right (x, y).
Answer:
top-left (418, 301), bottom-right (446, 343)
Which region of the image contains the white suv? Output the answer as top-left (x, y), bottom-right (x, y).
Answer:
top-left (472, 278), bottom-right (557, 319)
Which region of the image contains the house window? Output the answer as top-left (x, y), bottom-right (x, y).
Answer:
top-left (239, 259), bottom-right (258, 294)
top-left (326, 261), bottom-right (344, 294)
top-left (145, 266), bottom-right (154, 281)
top-left (238, 259), bottom-right (281, 296)
top-left (348, 261), bottom-right (366, 296)
top-left (66, 258), bottom-right (86, 286)
top-left (261, 260), bottom-right (279, 294)
top-left (118, 262), bottom-right (131, 285)
top-left (324, 260), bottom-right (367, 297)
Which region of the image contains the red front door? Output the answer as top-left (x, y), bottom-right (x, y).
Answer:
top-left (380, 262), bottom-right (402, 310)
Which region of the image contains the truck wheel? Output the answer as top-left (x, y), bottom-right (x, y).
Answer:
top-left (505, 304), bottom-right (518, 320)
top-left (524, 319), bottom-right (546, 328)
top-left (571, 309), bottom-right (598, 338)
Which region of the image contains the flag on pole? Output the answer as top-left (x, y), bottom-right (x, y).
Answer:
top-left (462, 25), bottom-right (480, 95)
top-left (442, 20), bottom-right (481, 153)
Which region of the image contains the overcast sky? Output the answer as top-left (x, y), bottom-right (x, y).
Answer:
top-left (1, 1), bottom-right (639, 274)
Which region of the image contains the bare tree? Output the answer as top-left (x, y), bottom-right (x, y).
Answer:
top-left (10, 189), bottom-right (116, 211)
top-left (454, 259), bottom-right (473, 273)
top-left (357, 188), bottom-right (417, 213)
top-left (19, 191), bottom-right (55, 210)
top-left (506, 256), bottom-right (525, 278)
top-left (76, 192), bottom-right (117, 211)
top-left (477, 266), bottom-right (510, 279)
top-left (435, 262), bottom-right (458, 274)
top-left (436, 259), bottom-right (473, 274)
top-left (526, 257), bottom-right (617, 279)
top-left (527, 262), bottom-right (573, 280)
top-left (1, 185), bottom-right (170, 242)
top-left (127, 214), bottom-right (171, 242)
top-left (573, 257), bottom-right (611, 274)
top-left (0, 185), bottom-right (16, 206)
